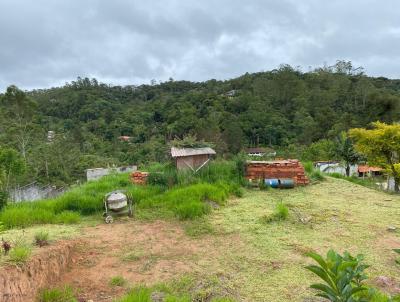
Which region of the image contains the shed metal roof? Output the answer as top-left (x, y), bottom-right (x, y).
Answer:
top-left (171, 147), bottom-right (216, 158)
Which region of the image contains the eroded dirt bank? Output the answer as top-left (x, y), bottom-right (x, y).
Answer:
top-left (0, 241), bottom-right (76, 302)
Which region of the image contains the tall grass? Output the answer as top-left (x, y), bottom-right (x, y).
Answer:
top-left (0, 161), bottom-right (243, 228)
top-left (138, 182), bottom-right (237, 220)
top-left (303, 161), bottom-right (325, 182)
top-left (0, 173), bottom-right (161, 228)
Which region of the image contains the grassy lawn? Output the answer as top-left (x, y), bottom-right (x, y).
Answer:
top-left (207, 177), bottom-right (400, 301)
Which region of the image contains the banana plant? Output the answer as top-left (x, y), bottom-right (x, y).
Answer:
top-left (305, 250), bottom-right (369, 302)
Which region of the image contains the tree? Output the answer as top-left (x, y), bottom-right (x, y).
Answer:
top-left (0, 147), bottom-right (26, 191)
top-left (0, 147), bottom-right (25, 209)
top-left (349, 122), bottom-right (400, 192)
top-left (1, 85), bottom-right (38, 160)
top-left (336, 132), bottom-right (360, 177)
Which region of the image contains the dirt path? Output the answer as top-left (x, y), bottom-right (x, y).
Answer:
top-left (53, 219), bottom-right (226, 302)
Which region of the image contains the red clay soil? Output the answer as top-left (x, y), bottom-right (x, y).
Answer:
top-left (0, 219), bottom-right (236, 302)
top-left (0, 241), bottom-right (76, 302)
top-left (54, 220), bottom-right (225, 302)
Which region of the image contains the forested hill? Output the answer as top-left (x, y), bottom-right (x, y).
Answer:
top-left (1, 62), bottom-right (400, 184)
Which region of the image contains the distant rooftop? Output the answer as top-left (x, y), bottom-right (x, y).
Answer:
top-left (171, 147), bottom-right (216, 158)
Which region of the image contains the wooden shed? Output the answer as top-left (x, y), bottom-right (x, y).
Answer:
top-left (171, 147), bottom-right (216, 172)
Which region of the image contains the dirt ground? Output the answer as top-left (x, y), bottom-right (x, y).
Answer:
top-left (53, 219), bottom-right (233, 302)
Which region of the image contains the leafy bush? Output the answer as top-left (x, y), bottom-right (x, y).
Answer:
top-left (110, 275), bottom-right (126, 287)
top-left (9, 245), bottom-right (31, 265)
top-left (34, 230), bottom-right (49, 247)
top-left (306, 250), bottom-right (369, 301)
top-left (38, 286), bottom-right (77, 302)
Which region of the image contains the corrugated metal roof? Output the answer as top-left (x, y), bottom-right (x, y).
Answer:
top-left (171, 147), bottom-right (216, 158)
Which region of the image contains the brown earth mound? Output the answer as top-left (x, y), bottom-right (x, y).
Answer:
top-left (0, 241), bottom-right (76, 302)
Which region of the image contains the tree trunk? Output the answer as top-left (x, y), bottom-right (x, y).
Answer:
top-left (345, 164), bottom-right (350, 177)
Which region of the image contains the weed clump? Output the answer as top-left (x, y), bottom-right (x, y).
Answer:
top-left (262, 202), bottom-right (289, 223)
top-left (38, 286), bottom-right (77, 302)
top-left (110, 275), bottom-right (127, 287)
top-left (34, 230), bottom-right (49, 247)
top-left (8, 245), bottom-right (31, 265)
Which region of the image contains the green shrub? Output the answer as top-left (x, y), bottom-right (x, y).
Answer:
top-left (9, 245), bottom-right (31, 265)
top-left (110, 275), bottom-right (126, 287)
top-left (55, 211), bottom-right (81, 224)
top-left (306, 250), bottom-right (369, 301)
top-left (38, 286), bottom-right (77, 302)
top-left (34, 230), bottom-right (49, 247)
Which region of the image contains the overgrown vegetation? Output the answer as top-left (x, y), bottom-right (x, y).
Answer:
top-left (1, 62), bottom-right (400, 185)
top-left (0, 161), bottom-right (243, 228)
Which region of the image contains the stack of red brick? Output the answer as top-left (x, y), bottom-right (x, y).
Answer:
top-left (245, 160), bottom-right (309, 185)
top-left (130, 171), bottom-right (149, 185)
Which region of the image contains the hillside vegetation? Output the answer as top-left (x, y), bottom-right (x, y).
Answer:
top-left (1, 61), bottom-right (400, 185)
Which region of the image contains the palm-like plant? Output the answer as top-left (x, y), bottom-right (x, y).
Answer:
top-left (305, 250), bottom-right (369, 302)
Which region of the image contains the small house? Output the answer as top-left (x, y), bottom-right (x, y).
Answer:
top-left (171, 147), bottom-right (216, 172)
top-left (358, 165), bottom-right (383, 177)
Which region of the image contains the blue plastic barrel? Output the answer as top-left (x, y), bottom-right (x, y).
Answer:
top-left (265, 178), bottom-right (279, 188)
top-left (279, 178), bottom-right (295, 189)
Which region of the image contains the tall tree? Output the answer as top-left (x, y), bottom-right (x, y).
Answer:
top-left (1, 85), bottom-right (38, 160)
top-left (349, 122), bottom-right (400, 192)
top-left (336, 132), bottom-right (360, 177)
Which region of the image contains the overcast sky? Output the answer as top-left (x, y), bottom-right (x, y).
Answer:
top-left (0, 0), bottom-right (399, 91)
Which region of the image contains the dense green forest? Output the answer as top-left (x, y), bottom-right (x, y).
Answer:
top-left (1, 61), bottom-right (400, 186)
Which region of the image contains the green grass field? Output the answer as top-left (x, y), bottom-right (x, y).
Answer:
top-left (205, 177), bottom-right (400, 301)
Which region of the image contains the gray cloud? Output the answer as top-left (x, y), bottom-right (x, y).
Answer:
top-left (0, 0), bottom-right (399, 91)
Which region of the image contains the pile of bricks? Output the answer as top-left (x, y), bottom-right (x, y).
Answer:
top-left (130, 171), bottom-right (149, 185)
top-left (245, 160), bottom-right (309, 185)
